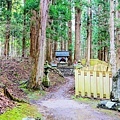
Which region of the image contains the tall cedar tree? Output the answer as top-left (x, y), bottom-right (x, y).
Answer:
top-left (28, 0), bottom-right (49, 89)
top-left (4, 0), bottom-right (12, 57)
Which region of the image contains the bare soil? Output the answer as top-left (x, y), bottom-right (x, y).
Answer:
top-left (32, 77), bottom-right (120, 120)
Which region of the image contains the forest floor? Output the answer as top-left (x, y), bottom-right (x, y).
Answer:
top-left (0, 57), bottom-right (31, 114)
top-left (0, 58), bottom-right (120, 120)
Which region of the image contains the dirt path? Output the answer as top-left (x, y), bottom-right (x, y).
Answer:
top-left (32, 77), bottom-right (120, 120)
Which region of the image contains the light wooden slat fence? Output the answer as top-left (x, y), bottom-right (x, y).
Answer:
top-left (75, 65), bottom-right (112, 99)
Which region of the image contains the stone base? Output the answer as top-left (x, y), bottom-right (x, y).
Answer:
top-left (42, 80), bottom-right (50, 88)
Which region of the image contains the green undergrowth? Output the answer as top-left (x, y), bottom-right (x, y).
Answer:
top-left (72, 96), bottom-right (100, 108)
top-left (19, 81), bottom-right (46, 100)
top-left (22, 87), bottom-right (45, 100)
top-left (0, 103), bottom-right (42, 120)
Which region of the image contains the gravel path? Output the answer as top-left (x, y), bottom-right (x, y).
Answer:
top-left (32, 77), bottom-right (120, 120)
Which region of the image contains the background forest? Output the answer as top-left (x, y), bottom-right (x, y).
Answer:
top-left (0, 0), bottom-right (120, 87)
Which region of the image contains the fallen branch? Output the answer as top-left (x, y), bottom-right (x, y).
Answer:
top-left (50, 67), bottom-right (64, 77)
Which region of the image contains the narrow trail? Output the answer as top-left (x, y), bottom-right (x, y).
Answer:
top-left (32, 77), bottom-right (119, 120)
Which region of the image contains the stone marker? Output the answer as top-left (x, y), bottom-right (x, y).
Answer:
top-left (42, 61), bottom-right (51, 87)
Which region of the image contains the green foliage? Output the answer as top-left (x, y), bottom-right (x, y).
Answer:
top-left (25, 0), bottom-right (40, 12)
top-left (0, 103), bottom-right (42, 120)
top-left (0, 0), bottom-right (36, 56)
top-left (48, 0), bottom-right (72, 42)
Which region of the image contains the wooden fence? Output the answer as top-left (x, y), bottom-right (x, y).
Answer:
top-left (75, 67), bottom-right (112, 99)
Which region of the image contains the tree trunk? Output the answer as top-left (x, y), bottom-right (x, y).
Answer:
top-left (54, 41), bottom-right (57, 51)
top-left (110, 0), bottom-right (117, 99)
top-left (30, 10), bottom-right (39, 59)
top-left (46, 37), bottom-right (52, 63)
top-left (28, 0), bottom-right (49, 89)
top-left (22, 0), bottom-right (26, 57)
top-left (64, 40), bottom-right (67, 51)
top-left (116, 2), bottom-right (120, 71)
top-left (61, 40), bottom-right (64, 50)
top-left (110, 0), bottom-right (117, 75)
top-left (104, 46), bottom-right (108, 62)
top-left (74, 7), bottom-right (81, 62)
top-left (68, 1), bottom-right (72, 64)
top-left (115, 0), bottom-right (120, 100)
top-left (46, 17), bottom-right (52, 63)
top-left (86, 0), bottom-right (92, 66)
top-left (4, 0), bottom-right (12, 57)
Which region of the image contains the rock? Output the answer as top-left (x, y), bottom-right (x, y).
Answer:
top-left (97, 100), bottom-right (117, 110)
top-left (97, 100), bottom-right (108, 108)
top-left (22, 117), bottom-right (35, 120)
top-left (106, 101), bottom-right (116, 109)
top-left (118, 108), bottom-right (120, 112)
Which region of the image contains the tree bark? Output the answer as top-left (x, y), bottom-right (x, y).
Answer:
top-left (115, 0), bottom-right (120, 100)
top-left (110, 0), bottom-right (117, 99)
top-left (46, 37), bottom-right (52, 63)
top-left (74, 7), bottom-right (81, 62)
top-left (28, 0), bottom-right (49, 89)
top-left (110, 0), bottom-right (117, 75)
top-left (86, 0), bottom-right (92, 66)
top-left (22, 0), bottom-right (26, 57)
top-left (61, 40), bottom-right (64, 51)
top-left (30, 10), bottom-right (39, 59)
top-left (116, 1), bottom-right (120, 71)
top-left (4, 0), bottom-right (12, 57)
top-left (68, 0), bottom-right (72, 64)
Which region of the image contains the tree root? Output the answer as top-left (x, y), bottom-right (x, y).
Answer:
top-left (0, 84), bottom-right (28, 103)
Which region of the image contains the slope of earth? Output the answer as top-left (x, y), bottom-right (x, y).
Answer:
top-left (32, 77), bottom-right (120, 120)
top-left (0, 57), bottom-right (66, 115)
top-left (0, 57), bottom-right (31, 114)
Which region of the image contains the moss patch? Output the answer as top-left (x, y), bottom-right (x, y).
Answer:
top-left (0, 103), bottom-right (42, 120)
top-left (72, 96), bottom-right (100, 108)
top-left (19, 82), bottom-right (46, 101)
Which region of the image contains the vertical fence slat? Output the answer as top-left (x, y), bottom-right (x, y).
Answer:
top-left (97, 72), bottom-right (100, 97)
top-left (104, 72), bottom-right (110, 99)
top-left (79, 71), bottom-right (85, 96)
top-left (99, 72), bottom-right (104, 98)
top-left (90, 72), bottom-right (94, 96)
top-left (93, 71), bottom-right (97, 98)
top-left (75, 69), bottom-right (79, 96)
top-left (78, 71), bottom-right (81, 95)
top-left (87, 71), bottom-right (91, 97)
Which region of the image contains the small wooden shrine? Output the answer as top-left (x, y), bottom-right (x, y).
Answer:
top-left (55, 51), bottom-right (69, 63)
